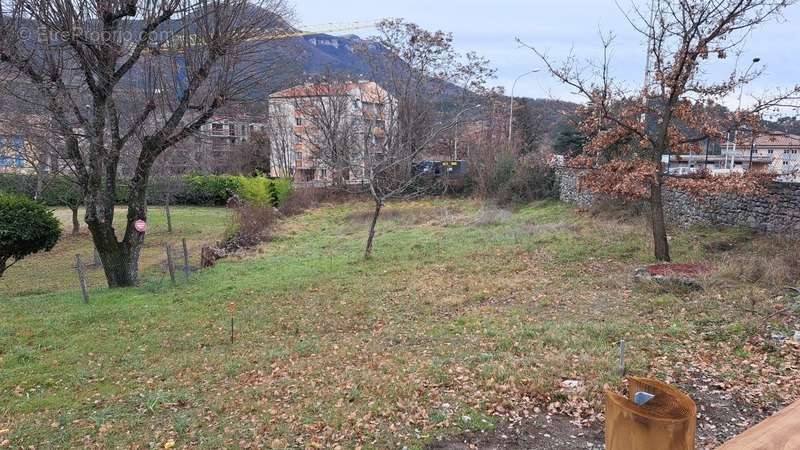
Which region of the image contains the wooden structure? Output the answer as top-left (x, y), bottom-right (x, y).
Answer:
top-left (605, 377), bottom-right (696, 450)
top-left (717, 399), bottom-right (800, 450)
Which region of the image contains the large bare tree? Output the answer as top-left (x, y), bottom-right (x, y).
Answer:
top-left (529, 0), bottom-right (800, 261)
top-left (0, 0), bottom-right (290, 286)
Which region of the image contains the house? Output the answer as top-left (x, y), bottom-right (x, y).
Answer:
top-left (666, 132), bottom-right (800, 181)
top-left (751, 132), bottom-right (800, 180)
top-left (267, 80), bottom-right (392, 183)
top-left (664, 153), bottom-right (773, 175)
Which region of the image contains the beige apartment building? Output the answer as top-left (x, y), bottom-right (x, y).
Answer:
top-left (750, 132), bottom-right (800, 180)
top-left (267, 80), bottom-right (391, 183)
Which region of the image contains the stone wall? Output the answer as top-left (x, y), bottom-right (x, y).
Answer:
top-left (558, 168), bottom-right (800, 232)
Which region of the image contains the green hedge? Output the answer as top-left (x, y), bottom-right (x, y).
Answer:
top-left (181, 174), bottom-right (292, 206)
top-left (0, 173), bottom-right (293, 207)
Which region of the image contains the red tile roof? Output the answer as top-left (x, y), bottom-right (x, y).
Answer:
top-left (754, 132), bottom-right (800, 148)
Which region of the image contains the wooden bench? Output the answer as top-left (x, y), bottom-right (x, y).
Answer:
top-left (716, 399), bottom-right (800, 449)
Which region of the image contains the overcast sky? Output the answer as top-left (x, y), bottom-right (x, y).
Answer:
top-left (293, 0), bottom-right (800, 113)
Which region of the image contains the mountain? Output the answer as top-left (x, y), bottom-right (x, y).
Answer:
top-left (292, 34), bottom-right (378, 78)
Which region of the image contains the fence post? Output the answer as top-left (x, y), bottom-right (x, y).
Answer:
top-left (181, 238), bottom-right (190, 279)
top-left (165, 195), bottom-right (173, 234)
top-left (165, 244), bottom-right (176, 285)
top-left (75, 254), bottom-right (89, 304)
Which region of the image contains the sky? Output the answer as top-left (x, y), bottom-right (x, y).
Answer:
top-left (293, 0), bottom-right (800, 114)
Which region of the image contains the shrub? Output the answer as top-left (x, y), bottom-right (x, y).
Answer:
top-left (1, 173), bottom-right (293, 208)
top-left (486, 156), bottom-right (558, 205)
top-left (0, 193), bottom-right (62, 276)
top-left (267, 182), bottom-right (280, 208)
top-left (0, 173), bottom-right (35, 198)
top-left (181, 174), bottom-right (292, 206)
top-left (182, 174), bottom-right (244, 205)
top-left (40, 176), bottom-right (82, 206)
top-left (222, 202), bottom-right (277, 250)
top-left (278, 187), bottom-right (321, 216)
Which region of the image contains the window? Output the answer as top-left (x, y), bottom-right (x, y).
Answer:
top-left (211, 123), bottom-right (224, 134)
top-left (768, 149), bottom-right (774, 154)
top-left (295, 117), bottom-right (302, 126)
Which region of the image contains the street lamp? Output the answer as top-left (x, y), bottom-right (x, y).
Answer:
top-left (508, 69), bottom-right (540, 149)
top-left (731, 57), bottom-right (761, 157)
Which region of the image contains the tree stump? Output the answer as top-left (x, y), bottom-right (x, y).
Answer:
top-left (200, 246), bottom-right (226, 268)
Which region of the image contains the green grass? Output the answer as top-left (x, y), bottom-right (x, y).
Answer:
top-left (0, 198), bottom-right (797, 448)
top-left (0, 206), bottom-right (230, 298)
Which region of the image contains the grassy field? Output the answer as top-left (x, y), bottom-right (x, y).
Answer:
top-left (1, 199), bottom-right (798, 448)
top-left (1, 206), bottom-right (231, 298)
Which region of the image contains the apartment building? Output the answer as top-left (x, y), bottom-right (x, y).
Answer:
top-left (192, 116), bottom-right (269, 174)
top-left (267, 80), bottom-right (391, 183)
top-left (751, 132), bottom-right (800, 180)
top-left (0, 135), bottom-right (29, 174)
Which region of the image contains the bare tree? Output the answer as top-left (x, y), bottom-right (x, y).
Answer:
top-left (293, 78), bottom-right (361, 186)
top-left (527, 0), bottom-right (800, 261)
top-left (356, 19), bottom-right (494, 259)
top-left (265, 108), bottom-right (295, 178)
top-left (0, 110), bottom-right (86, 235)
top-left (465, 88), bottom-right (520, 197)
top-left (230, 127), bottom-right (270, 175)
top-left (0, 0), bottom-right (291, 286)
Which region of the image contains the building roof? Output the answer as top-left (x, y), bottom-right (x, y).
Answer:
top-left (753, 132), bottom-right (800, 148)
top-left (270, 80), bottom-right (388, 103)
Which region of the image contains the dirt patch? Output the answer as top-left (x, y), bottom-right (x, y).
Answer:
top-left (428, 414), bottom-right (603, 450)
top-left (677, 373), bottom-right (781, 450)
top-left (645, 263), bottom-right (710, 278)
top-left (429, 369), bottom-right (786, 450)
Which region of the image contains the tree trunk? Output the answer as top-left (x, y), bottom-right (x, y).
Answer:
top-left (88, 221), bottom-right (141, 287)
top-left (85, 166), bottom-right (148, 288)
top-left (650, 173), bottom-right (671, 262)
top-left (70, 205), bottom-right (80, 236)
top-left (364, 200), bottom-right (382, 260)
top-left (35, 172), bottom-right (43, 200)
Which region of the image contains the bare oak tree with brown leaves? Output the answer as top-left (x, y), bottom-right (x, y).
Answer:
top-left (528, 0), bottom-right (800, 261)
